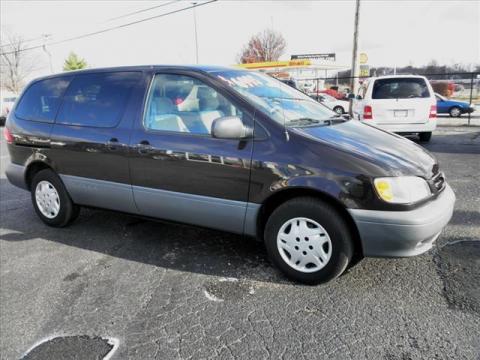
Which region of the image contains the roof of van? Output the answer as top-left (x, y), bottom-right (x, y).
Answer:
top-left (370, 74), bottom-right (428, 80)
top-left (30, 65), bottom-right (242, 82)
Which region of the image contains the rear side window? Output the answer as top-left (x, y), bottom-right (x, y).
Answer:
top-left (56, 72), bottom-right (141, 128)
top-left (15, 77), bottom-right (72, 123)
top-left (372, 78), bottom-right (430, 99)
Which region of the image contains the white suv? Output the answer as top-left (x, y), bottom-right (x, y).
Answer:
top-left (353, 75), bottom-right (436, 142)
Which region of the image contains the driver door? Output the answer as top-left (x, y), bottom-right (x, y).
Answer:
top-left (129, 72), bottom-right (254, 234)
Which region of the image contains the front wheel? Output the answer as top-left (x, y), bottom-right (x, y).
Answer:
top-left (31, 169), bottom-right (79, 227)
top-left (264, 197), bottom-right (354, 284)
top-left (419, 132), bottom-right (432, 142)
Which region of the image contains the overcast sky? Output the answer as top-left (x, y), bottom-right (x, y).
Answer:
top-left (1, 0), bottom-right (479, 81)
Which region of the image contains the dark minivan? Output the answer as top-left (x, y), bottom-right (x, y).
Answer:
top-left (4, 66), bottom-right (455, 284)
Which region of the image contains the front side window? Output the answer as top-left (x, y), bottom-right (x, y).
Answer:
top-left (372, 78), bottom-right (430, 99)
top-left (15, 77), bottom-right (72, 123)
top-left (56, 72), bottom-right (141, 127)
top-left (144, 74), bottom-right (242, 135)
top-left (210, 70), bottom-right (337, 128)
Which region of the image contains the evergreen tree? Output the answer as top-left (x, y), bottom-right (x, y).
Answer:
top-left (63, 52), bottom-right (87, 71)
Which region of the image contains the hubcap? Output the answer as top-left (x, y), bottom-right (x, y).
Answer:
top-left (35, 181), bottom-right (60, 219)
top-left (277, 217), bottom-right (332, 273)
top-left (335, 107), bottom-right (343, 114)
top-left (451, 108), bottom-right (460, 116)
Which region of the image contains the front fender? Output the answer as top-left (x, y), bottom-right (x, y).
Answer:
top-left (271, 174), bottom-right (372, 210)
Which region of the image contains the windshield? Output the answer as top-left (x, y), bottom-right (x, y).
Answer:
top-left (211, 69), bottom-right (337, 127)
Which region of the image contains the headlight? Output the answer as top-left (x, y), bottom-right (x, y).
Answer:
top-left (374, 176), bottom-right (431, 204)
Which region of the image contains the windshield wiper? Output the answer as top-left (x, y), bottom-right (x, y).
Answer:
top-left (323, 116), bottom-right (349, 125)
top-left (286, 118), bottom-right (321, 126)
top-left (287, 115), bottom-right (350, 127)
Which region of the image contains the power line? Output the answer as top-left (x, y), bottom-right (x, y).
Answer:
top-left (0, 0), bottom-right (217, 56)
top-left (1, 1), bottom-right (181, 49)
top-left (107, 0), bottom-right (182, 21)
top-left (0, 35), bottom-right (45, 49)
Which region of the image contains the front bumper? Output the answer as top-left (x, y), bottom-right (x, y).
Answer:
top-left (348, 184), bottom-right (455, 257)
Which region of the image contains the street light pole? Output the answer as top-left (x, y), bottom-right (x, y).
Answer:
top-left (192, 2), bottom-right (199, 64)
top-left (349, 0), bottom-right (360, 115)
top-left (42, 34), bottom-right (54, 73)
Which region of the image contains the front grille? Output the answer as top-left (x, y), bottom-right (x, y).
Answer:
top-left (429, 171), bottom-right (445, 194)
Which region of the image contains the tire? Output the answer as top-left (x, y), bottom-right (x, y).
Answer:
top-left (0, 116), bottom-right (6, 127)
top-left (31, 169), bottom-right (79, 227)
top-left (419, 132), bottom-right (432, 142)
top-left (264, 197), bottom-right (354, 284)
top-left (333, 106), bottom-right (344, 115)
top-left (449, 106), bottom-right (462, 117)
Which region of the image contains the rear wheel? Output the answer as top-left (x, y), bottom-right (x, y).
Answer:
top-left (419, 132), bottom-right (432, 142)
top-left (31, 169), bottom-right (79, 227)
top-left (449, 106), bottom-right (461, 117)
top-left (264, 197), bottom-right (353, 284)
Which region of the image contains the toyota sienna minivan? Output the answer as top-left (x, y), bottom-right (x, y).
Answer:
top-left (4, 66), bottom-right (455, 284)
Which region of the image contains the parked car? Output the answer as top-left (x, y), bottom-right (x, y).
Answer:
top-left (319, 88), bottom-right (345, 100)
top-left (0, 92), bottom-right (17, 126)
top-left (279, 78), bottom-right (299, 89)
top-left (353, 75), bottom-right (437, 142)
top-left (311, 93), bottom-right (349, 114)
top-left (435, 93), bottom-right (475, 117)
top-left (4, 66), bottom-right (455, 284)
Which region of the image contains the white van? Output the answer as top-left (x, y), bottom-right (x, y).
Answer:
top-left (353, 75), bottom-right (436, 142)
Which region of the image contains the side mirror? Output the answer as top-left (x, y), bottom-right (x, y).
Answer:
top-left (211, 116), bottom-right (253, 139)
top-left (347, 93), bottom-right (355, 100)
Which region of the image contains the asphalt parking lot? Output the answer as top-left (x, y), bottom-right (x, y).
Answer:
top-left (1, 125), bottom-right (479, 360)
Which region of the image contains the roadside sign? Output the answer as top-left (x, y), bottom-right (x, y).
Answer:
top-left (359, 53), bottom-right (368, 64)
top-left (360, 64), bottom-right (370, 77)
top-left (237, 60), bottom-right (312, 69)
top-left (291, 53), bottom-right (336, 61)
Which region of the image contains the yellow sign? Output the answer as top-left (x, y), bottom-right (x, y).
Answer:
top-left (237, 59), bottom-right (312, 69)
top-left (360, 64), bottom-right (370, 77)
top-left (359, 53), bottom-right (368, 64)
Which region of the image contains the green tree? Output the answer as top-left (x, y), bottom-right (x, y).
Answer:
top-left (63, 52), bottom-right (88, 71)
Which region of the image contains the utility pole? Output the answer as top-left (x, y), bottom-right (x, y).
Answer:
top-left (349, 0), bottom-right (360, 115)
top-left (192, 2), bottom-right (199, 64)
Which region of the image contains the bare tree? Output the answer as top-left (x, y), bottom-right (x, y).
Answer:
top-left (237, 29), bottom-right (286, 64)
top-left (0, 33), bottom-right (36, 93)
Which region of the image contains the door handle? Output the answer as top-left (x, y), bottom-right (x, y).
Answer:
top-left (137, 140), bottom-right (153, 154)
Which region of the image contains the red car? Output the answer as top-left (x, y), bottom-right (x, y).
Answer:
top-left (318, 88), bottom-right (346, 100)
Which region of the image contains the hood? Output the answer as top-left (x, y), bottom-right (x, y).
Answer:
top-left (295, 120), bottom-right (437, 178)
top-left (445, 99), bottom-right (470, 107)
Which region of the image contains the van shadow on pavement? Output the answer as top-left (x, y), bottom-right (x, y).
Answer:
top-left (0, 177), bottom-right (285, 284)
